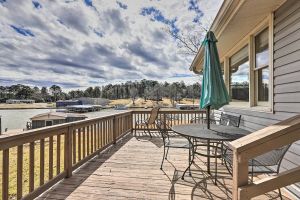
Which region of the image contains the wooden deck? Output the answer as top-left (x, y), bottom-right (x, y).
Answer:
top-left (38, 132), bottom-right (292, 200)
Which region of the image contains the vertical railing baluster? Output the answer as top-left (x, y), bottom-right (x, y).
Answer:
top-left (2, 149), bottom-right (9, 200)
top-left (72, 129), bottom-right (76, 164)
top-left (40, 139), bottom-right (45, 186)
top-left (49, 136), bottom-right (53, 180)
top-left (94, 124), bottom-right (97, 151)
top-left (57, 134), bottom-right (61, 175)
top-left (87, 126), bottom-right (90, 155)
top-left (78, 128), bottom-right (81, 161)
top-left (29, 142), bottom-right (34, 192)
top-left (83, 127), bottom-right (86, 157)
top-left (17, 145), bottom-right (23, 199)
top-left (100, 122), bottom-right (103, 148)
top-left (97, 122), bottom-right (100, 149)
top-left (91, 124), bottom-right (94, 152)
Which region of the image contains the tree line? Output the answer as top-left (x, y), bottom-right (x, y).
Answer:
top-left (0, 79), bottom-right (201, 104)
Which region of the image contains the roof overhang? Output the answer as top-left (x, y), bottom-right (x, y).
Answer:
top-left (190, 0), bottom-right (286, 73)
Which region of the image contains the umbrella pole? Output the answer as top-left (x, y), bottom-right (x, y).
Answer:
top-left (207, 106), bottom-right (210, 129)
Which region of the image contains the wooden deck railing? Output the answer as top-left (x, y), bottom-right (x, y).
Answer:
top-left (132, 109), bottom-right (206, 131)
top-left (229, 115), bottom-right (300, 200)
top-left (2, 109), bottom-right (298, 200)
top-left (0, 109), bottom-right (205, 200)
top-left (0, 111), bottom-right (132, 200)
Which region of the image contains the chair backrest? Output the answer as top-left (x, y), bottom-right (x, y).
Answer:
top-left (254, 144), bottom-right (292, 171)
top-left (155, 119), bottom-right (170, 139)
top-left (147, 107), bottom-right (160, 125)
top-left (190, 116), bottom-right (215, 124)
top-left (220, 113), bottom-right (241, 127)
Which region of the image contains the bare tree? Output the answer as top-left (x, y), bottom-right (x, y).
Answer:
top-left (129, 87), bottom-right (138, 105)
top-left (166, 18), bottom-right (212, 56)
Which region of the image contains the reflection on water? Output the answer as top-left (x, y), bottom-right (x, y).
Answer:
top-left (0, 109), bottom-right (125, 132)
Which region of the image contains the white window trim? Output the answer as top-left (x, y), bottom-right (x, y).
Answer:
top-left (220, 13), bottom-right (274, 113)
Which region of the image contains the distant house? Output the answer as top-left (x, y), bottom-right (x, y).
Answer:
top-left (30, 112), bottom-right (87, 129)
top-left (56, 100), bottom-right (82, 108)
top-left (6, 99), bottom-right (35, 104)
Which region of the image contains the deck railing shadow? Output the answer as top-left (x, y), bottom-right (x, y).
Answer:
top-left (165, 159), bottom-right (232, 200)
top-left (39, 134), bottom-right (133, 199)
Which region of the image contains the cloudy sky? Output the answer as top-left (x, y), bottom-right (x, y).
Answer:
top-left (0, 0), bottom-right (222, 90)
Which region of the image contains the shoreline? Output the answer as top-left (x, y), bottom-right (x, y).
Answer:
top-left (0, 107), bottom-right (56, 110)
top-left (0, 102), bottom-right (55, 110)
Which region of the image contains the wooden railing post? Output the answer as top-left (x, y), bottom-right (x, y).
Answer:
top-left (232, 150), bottom-right (249, 200)
top-left (65, 126), bottom-right (73, 178)
top-left (130, 112), bottom-right (133, 134)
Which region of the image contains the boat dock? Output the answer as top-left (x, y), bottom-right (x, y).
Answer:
top-left (175, 104), bottom-right (199, 110)
top-left (66, 105), bottom-right (103, 113)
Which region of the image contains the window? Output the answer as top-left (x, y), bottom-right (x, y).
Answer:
top-left (255, 28), bottom-right (269, 106)
top-left (229, 45), bottom-right (249, 104)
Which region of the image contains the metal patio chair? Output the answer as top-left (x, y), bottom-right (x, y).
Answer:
top-left (190, 112), bottom-right (241, 126)
top-left (222, 144), bottom-right (292, 199)
top-left (155, 119), bottom-right (192, 170)
top-left (135, 107), bottom-right (160, 138)
top-left (219, 112), bottom-right (241, 127)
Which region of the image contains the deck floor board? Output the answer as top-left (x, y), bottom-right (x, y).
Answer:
top-left (39, 133), bottom-right (292, 200)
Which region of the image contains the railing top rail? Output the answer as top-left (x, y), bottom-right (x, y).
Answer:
top-left (229, 114), bottom-right (300, 160)
top-left (0, 110), bottom-right (132, 149)
top-left (132, 109), bottom-right (206, 114)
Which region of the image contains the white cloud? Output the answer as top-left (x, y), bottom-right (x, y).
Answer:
top-left (0, 0), bottom-right (222, 89)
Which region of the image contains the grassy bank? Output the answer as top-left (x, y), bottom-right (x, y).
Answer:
top-left (109, 98), bottom-right (200, 108)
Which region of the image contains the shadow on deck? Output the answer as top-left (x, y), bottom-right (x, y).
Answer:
top-left (38, 132), bottom-right (290, 200)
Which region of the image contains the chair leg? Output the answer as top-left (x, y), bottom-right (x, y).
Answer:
top-left (251, 161), bottom-right (254, 183)
top-left (278, 188), bottom-right (283, 200)
top-left (214, 143), bottom-right (218, 185)
top-left (188, 146), bottom-right (192, 176)
top-left (147, 125), bottom-right (152, 138)
top-left (161, 147), bottom-right (166, 170)
top-left (165, 147), bottom-right (169, 159)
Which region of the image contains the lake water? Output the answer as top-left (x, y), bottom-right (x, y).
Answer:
top-left (0, 109), bottom-right (126, 132)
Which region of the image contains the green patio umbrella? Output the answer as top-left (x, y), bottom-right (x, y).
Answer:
top-left (200, 31), bottom-right (229, 129)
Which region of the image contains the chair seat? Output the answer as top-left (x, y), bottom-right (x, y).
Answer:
top-left (165, 140), bottom-right (191, 149)
top-left (223, 150), bottom-right (277, 174)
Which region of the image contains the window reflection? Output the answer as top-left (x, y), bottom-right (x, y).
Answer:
top-left (255, 28), bottom-right (269, 104)
top-left (229, 45), bottom-right (249, 102)
top-left (255, 28), bottom-right (269, 69)
top-left (257, 68), bottom-right (269, 101)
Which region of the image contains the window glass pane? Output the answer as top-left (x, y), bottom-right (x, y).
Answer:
top-left (255, 28), bottom-right (269, 69)
top-left (230, 45), bottom-right (249, 102)
top-left (257, 67), bottom-right (269, 102)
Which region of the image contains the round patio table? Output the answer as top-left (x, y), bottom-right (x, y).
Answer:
top-left (172, 124), bottom-right (250, 183)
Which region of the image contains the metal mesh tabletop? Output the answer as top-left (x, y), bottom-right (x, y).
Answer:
top-left (172, 124), bottom-right (251, 141)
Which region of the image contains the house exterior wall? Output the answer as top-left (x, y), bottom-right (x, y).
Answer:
top-left (32, 119), bottom-right (66, 129)
top-left (221, 0), bottom-right (300, 197)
